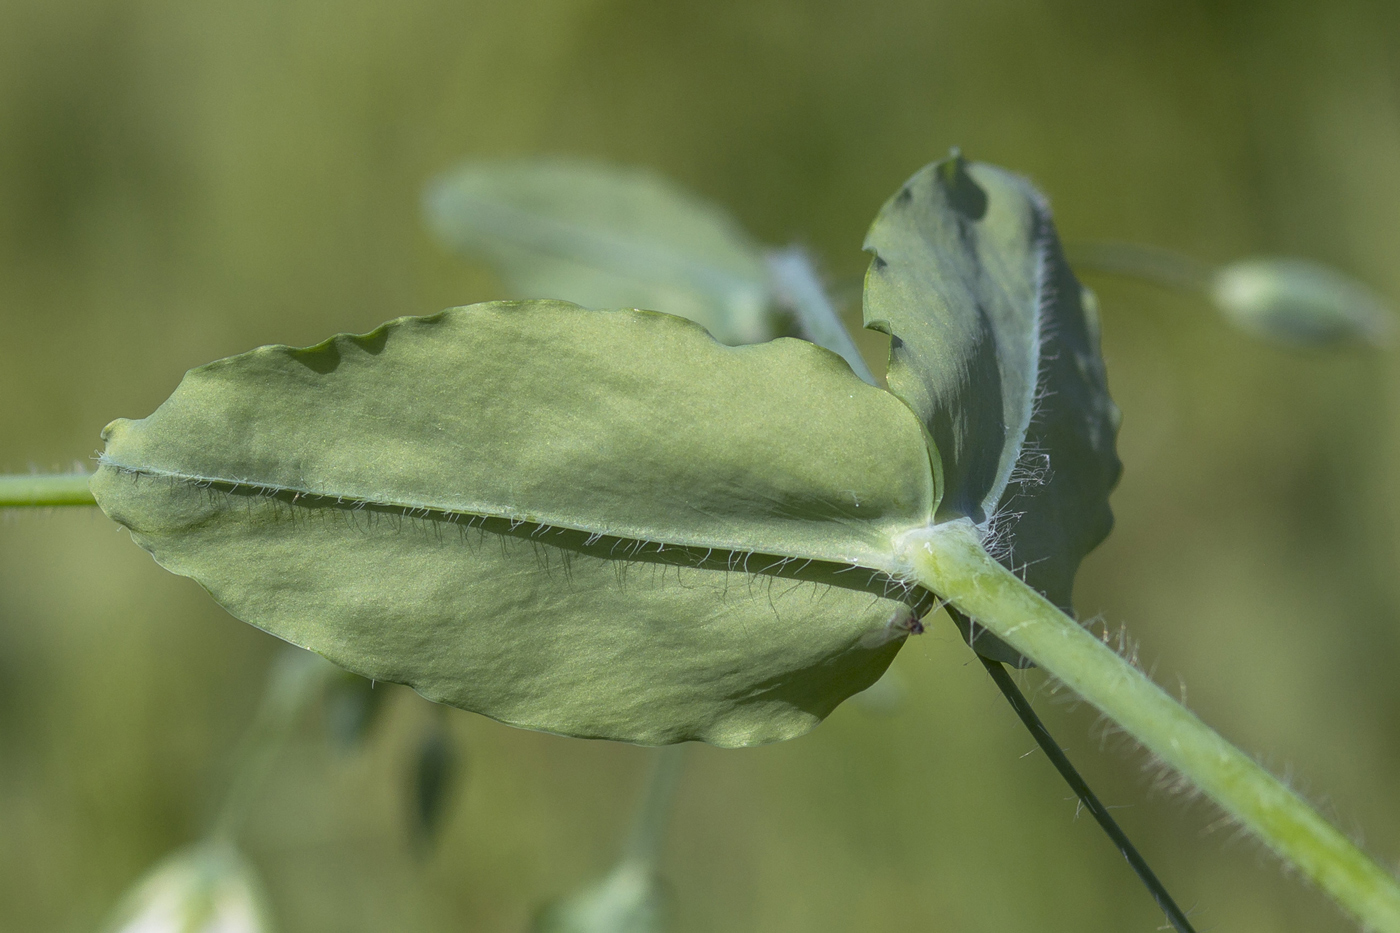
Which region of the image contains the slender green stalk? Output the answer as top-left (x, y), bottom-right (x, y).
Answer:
top-left (530, 747), bottom-right (686, 933)
top-left (1065, 241), bottom-right (1213, 293)
top-left (765, 246), bottom-right (878, 386)
top-left (903, 519), bottom-right (1400, 932)
top-left (0, 472), bottom-right (96, 507)
top-left (622, 744), bottom-right (687, 868)
top-left (210, 647), bottom-right (333, 842)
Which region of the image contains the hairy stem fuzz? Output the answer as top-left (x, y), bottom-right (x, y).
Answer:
top-left (902, 518), bottom-right (1400, 932)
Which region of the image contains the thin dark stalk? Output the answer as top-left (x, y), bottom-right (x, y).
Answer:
top-left (800, 268), bottom-right (1196, 928)
top-left (977, 652), bottom-right (1197, 933)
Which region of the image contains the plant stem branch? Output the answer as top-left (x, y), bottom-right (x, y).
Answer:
top-left (765, 246), bottom-right (878, 386)
top-left (1064, 241), bottom-right (1213, 293)
top-left (801, 283), bottom-right (1195, 923)
top-left (0, 472), bottom-right (96, 507)
top-left (622, 744), bottom-right (687, 869)
top-left (803, 281), bottom-right (1195, 923)
top-left (905, 519), bottom-right (1400, 932)
top-left (210, 647), bottom-right (332, 843)
top-left (971, 642), bottom-right (1196, 932)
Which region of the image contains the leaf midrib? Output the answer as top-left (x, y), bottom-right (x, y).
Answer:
top-left (98, 457), bottom-right (916, 579)
top-left (982, 223), bottom-right (1050, 524)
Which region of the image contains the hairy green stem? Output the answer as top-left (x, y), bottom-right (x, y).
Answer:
top-left (805, 297), bottom-right (1183, 909)
top-left (210, 647), bottom-right (333, 842)
top-left (0, 472), bottom-right (97, 507)
top-left (903, 519), bottom-right (1400, 932)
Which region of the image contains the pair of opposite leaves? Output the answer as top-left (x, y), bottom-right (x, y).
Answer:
top-left (92, 156), bottom-right (1121, 748)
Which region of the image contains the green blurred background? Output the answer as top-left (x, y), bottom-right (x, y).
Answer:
top-left (3, 0), bottom-right (1400, 930)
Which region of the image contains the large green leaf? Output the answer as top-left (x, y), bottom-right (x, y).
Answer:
top-left (863, 154), bottom-right (1121, 663)
top-left (92, 301), bottom-right (936, 746)
top-left (424, 159), bottom-right (774, 346)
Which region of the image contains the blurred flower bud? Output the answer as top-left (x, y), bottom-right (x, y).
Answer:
top-left (408, 711), bottom-right (462, 852)
top-left (323, 671), bottom-right (388, 750)
top-left (101, 843), bottom-right (271, 933)
top-left (532, 860), bottom-right (667, 933)
top-left (1210, 258), bottom-right (1393, 348)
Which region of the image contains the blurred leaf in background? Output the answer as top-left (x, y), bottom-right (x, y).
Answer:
top-left (324, 672), bottom-right (390, 752)
top-left (531, 746), bottom-right (683, 933)
top-left (409, 710), bottom-right (463, 853)
top-left (424, 159), bottom-right (775, 345)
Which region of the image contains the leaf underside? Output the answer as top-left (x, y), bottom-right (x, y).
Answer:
top-left (424, 159), bottom-right (774, 346)
top-left (863, 156), bottom-right (1122, 663)
top-left (93, 301), bottom-right (936, 746)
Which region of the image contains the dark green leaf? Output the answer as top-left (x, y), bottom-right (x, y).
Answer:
top-left (863, 153), bottom-right (1121, 663)
top-left (92, 301), bottom-right (935, 745)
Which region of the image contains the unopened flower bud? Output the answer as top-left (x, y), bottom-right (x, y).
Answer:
top-left (1210, 258), bottom-right (1393, 348)
top-left (101, 843), bottom-right (271, 933)
top-left (532, 859), bottom-right (667, 933)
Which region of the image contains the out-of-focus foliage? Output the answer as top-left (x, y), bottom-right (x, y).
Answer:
top-left (4, 1), bottom-right (1400, 932)
top-left (532, 861), bottom-right (666, 933)
top-left (409, 712), bottom-right (461, 851)
top-left (843, 667), bottom-right (906, 716)
top-left (1069, 242), bottom-right (1395, 348)
top-left (324, 672), bottom-right (389, 751)
top-left (1210, 257), bottom-right (1394, 347)
top-left (100, 843), bottom-right (271, 933)
top-left (424, 160), bottom-right (774, 346)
